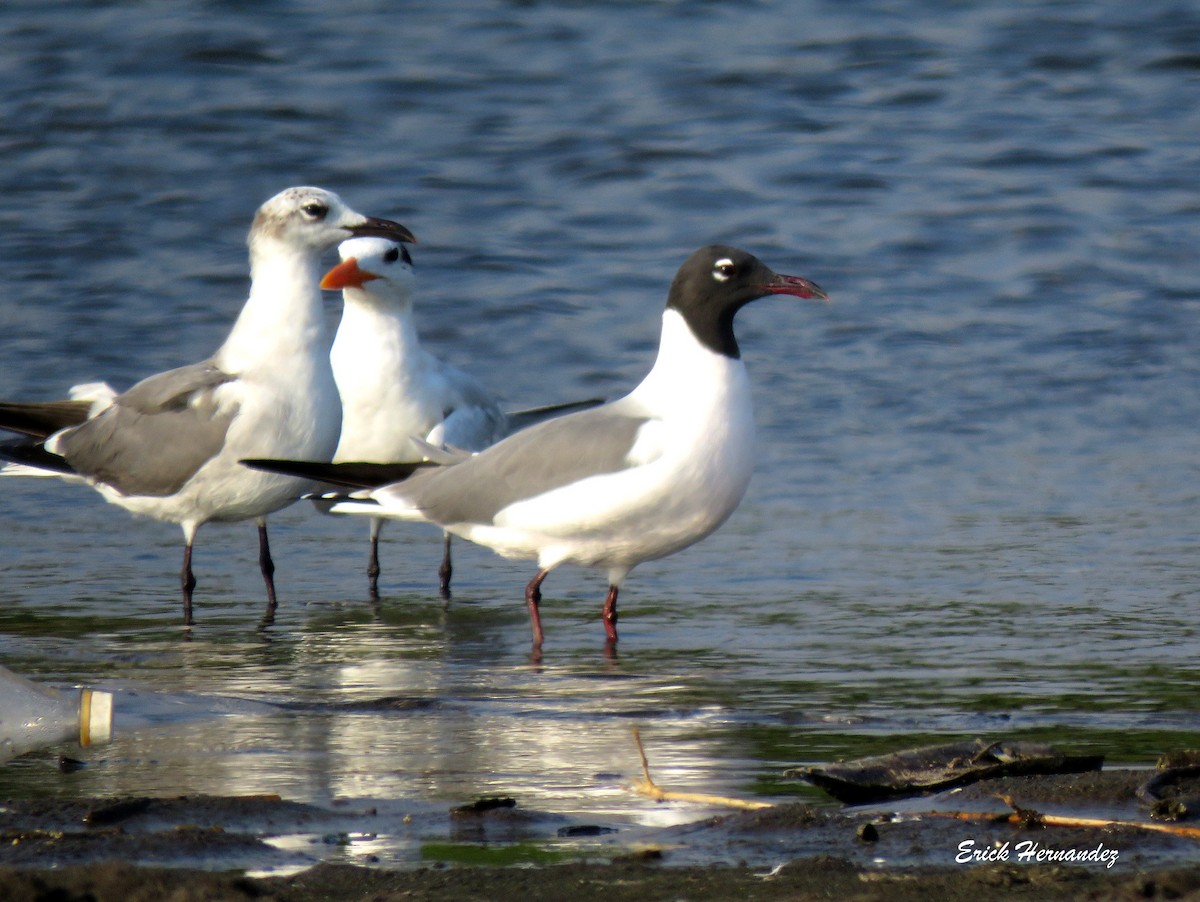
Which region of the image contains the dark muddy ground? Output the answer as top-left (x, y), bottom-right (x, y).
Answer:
top-left (5, 857), bottom-right (1200, 902)
top-left (4, 768), bottom-right (1200, 900)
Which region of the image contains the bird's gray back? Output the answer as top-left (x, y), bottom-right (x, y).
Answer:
top-left (56, 361), bottom-right (237, 497)
top-left (406, 407), bottom-right (649, 526)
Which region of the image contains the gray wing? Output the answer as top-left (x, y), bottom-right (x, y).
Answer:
top-left (404, 406), bottom-right (650, 526)
top-left (435, 366), bottom-right (508, 451)
top-left (55, 361), bottom-right (237, 497)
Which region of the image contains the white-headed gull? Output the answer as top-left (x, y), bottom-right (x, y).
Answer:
top-left (0, 187), bottom-right (415, 625)
top-left (246, 245), bottom-right (826, 649)
top-left (320, 235), bottom-right (599, 598)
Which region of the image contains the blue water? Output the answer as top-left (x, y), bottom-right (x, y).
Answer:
top-left (1, 0), bottom-right (1199, 871)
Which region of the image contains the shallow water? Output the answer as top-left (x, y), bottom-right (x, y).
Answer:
top-left (1, 0), bottom-right (1199, 871)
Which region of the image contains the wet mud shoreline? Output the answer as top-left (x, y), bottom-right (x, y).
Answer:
top-left (5, 768), bottom-right (1200, 901)
top-left (6, 858), bottom-right (1200, 902)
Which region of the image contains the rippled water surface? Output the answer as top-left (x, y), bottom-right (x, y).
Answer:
top-left (1, 0), bottom-right (1199, 870)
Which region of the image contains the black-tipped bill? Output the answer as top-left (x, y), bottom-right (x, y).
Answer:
top-left (349, 216), bottom-right (417, 245)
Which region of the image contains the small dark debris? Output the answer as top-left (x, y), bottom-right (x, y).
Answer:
top-left (557, 824), bottom-right (617, 837)
top-left (1137, 763), bottom-right (1200, 821)
top-left (83, 798), bottom-right (153, 828)
top-left (612, 847), bottom-right (663, 863)
top-left (855, 822), bottom-right (879, 842)
top-left (57, 756), bottom-right (87, 774)
top-left (788, 738), bottom-right (1103, 804)
top-left (1003, 796), bottom-right (1046, 830)
top-left (451, 797), bottom-right (517, 817)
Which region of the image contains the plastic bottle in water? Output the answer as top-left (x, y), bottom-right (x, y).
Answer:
top-left (0, 664), bottom-right (113, 764)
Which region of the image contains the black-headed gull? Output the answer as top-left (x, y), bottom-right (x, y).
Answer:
top-left (0, 187), bottom-right (415, 625)
top-left (246, 245), bottom-right (826, 649)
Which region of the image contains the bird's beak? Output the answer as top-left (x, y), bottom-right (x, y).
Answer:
top-left (321, 258), bottom-right (378, 290)
top-left (758, 272), bottom-right (829, 302)
top-left (348, 216), bottom-right (417, 244)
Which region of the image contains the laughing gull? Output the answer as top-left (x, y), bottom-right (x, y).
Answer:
top-left (0, 187), bottom-right (415, 625)
top-left (0, 382), bottom-right (115, 478)
top-left (321, 236), bottom-right (601, 598)
top-left (246, 245), bottom-right (826, 649)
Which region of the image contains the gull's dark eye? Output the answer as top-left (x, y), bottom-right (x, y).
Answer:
top-left (384, 247), bottom-right (400, 263)
top-left (300, 202), bottom-right (328, 221)
top-left (712, 258), bottom-right (736, 282)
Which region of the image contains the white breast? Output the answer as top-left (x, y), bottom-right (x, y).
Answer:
top-left (478, 309), bottom-right (757, 575)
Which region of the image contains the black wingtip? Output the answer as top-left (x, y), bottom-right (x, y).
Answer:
top-left (0, 400), bottom-right (92, 439)
top-left (0, 440), bottom-right (77, 475)
top-left (240, 458), bottom-right (430, 489)
top-left (504, 397), bottom-right (607, 433)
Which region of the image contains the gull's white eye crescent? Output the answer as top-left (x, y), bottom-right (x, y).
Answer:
top-left (712, 258), bottom-right (736, 282)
